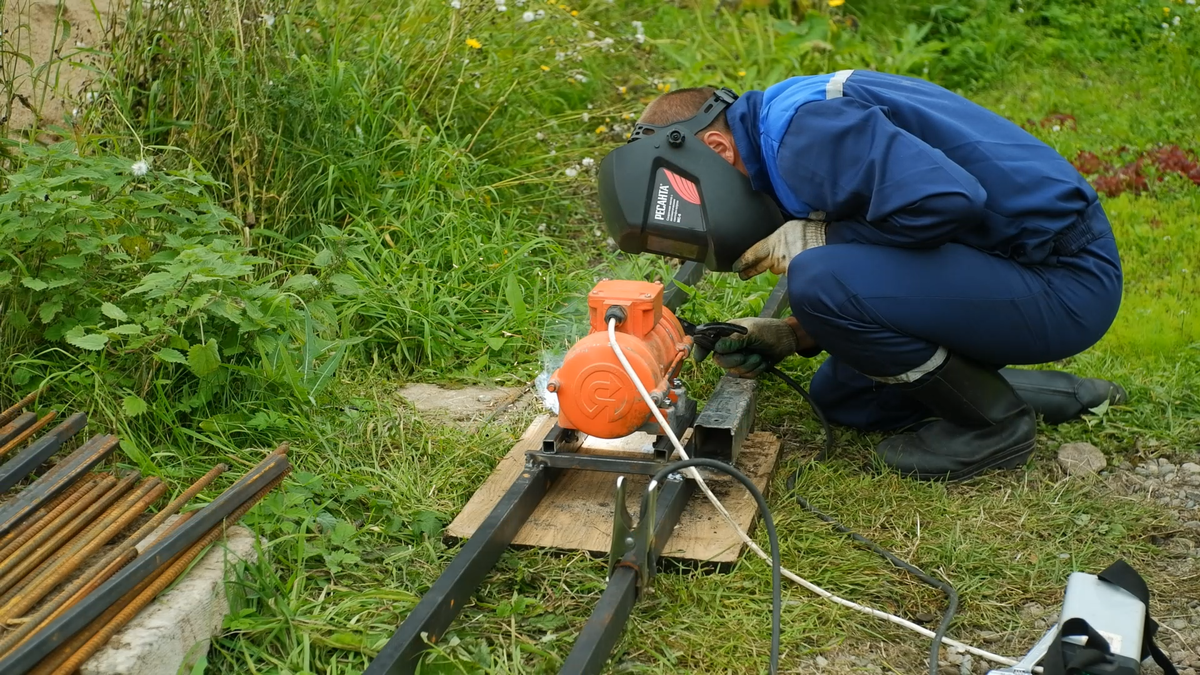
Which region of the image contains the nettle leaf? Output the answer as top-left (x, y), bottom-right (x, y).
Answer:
top-left (283, 274), bottom-right (319, 291)
top-left (157, 347), bottom-right (188, 364)
top-left (45, 277), bottom-right (80, 290)
top-left (67, 332), bottom-right (109, 351)
top-left (108, 324), bottom-right (143, 335)
top-left (0, 272), bottom-right (12, 286)
top-left (187, 339), bottom-right (222, 377)
top-left (329, 273), bottom-right (362, 296)
top-left (122, 395), bottom-right (148, 417)
top-left (21, 277), bottom-right (48, 291)
top-left (38, 301), bottom-right (63, 324)
top-left (313, 249), bottom-right (334, 267)
top-left (101, 302), bottom-right (128, 321)
top-left (50, 255), bottom-right (85, 269)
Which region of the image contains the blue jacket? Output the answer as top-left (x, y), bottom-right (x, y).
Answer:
top-left (725, 70), bottom-right (1105, 265)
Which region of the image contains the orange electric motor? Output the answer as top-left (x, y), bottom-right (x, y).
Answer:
top-left (546, 279), bottom-right (693, 439)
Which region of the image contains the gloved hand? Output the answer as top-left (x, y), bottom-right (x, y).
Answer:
top-left (733, 218), bottom-right (828, 280)
top-left (711, 317), bottom-right (802, 378)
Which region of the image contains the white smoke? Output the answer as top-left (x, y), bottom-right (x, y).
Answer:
top-left (534, 350), bottom-right (564, 413)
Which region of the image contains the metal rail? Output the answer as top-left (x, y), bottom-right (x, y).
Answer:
top-left (557, 475), bottom-right (693, 675)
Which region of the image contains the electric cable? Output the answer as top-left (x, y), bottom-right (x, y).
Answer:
top-left (643, 458), bottom-right (781, 675)
top-left (765, 364), bottom-right (957, 675)
top-left (605, 318), bottom-right (1021, 671)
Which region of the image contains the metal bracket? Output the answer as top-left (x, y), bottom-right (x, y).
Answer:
top-left (605, 476), bottom-right (660, 597)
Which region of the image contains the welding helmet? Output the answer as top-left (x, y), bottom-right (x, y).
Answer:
top-left (597, 87), bottom-right (786, 272)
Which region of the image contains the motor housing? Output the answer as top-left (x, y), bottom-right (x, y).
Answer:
top-left (546, 280), bottom-right (692, 439)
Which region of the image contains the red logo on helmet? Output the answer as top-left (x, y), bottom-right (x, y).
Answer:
top-left (664, 170), bottom-right (701, 205)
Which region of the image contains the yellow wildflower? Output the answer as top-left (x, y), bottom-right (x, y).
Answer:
top-left (738, 70), bottom-right (746, 77)
top-left (618, 86), bottom-right (627, 94)
top-left (571, 9), bottom-right (578, 15)
top-left (595, 125), bottom-right (608, 134)
top-left (541, 65), bottom-right (550, 71)
top-left (465, 38), bottom-right (482, 49)
top-left (1163, 5), bottom-right (1170, 13)
top-left (568, 77), bottom-right (577, 83)
top-left (829, 0), bottom-right (845, 6)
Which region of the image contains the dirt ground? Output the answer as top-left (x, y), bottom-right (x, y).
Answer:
top-left (1, 0), bottom-right (117, 132)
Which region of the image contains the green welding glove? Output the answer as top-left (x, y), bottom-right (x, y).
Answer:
top-left (711, 318), bottom-right (802, 379)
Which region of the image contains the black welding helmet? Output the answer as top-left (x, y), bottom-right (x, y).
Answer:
top-left (597, 87), bottom-right (786, 272)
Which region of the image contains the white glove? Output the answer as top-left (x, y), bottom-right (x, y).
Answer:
top-left (733, 218), bottom-right (828, 280)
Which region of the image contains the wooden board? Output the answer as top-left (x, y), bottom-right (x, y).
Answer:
top-left (446, 415), bottom-right (783, 564)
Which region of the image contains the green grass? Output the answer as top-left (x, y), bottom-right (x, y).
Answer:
top-left (2, 0), bottom-right (1200, 673)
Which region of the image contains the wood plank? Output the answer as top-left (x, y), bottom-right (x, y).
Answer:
top-left (445, 415), bottom-right (783, 564)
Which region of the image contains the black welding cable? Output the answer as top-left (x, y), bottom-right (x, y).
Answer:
top-left (644, 458), bottom-right (782, 675)
top-left (765, 365), bottom-right (834, 461)
top-left (764, 365), bottom-right (957, 675)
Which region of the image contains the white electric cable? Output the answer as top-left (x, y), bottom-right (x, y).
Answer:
top-left (606, 318), bottom-right (1021, 668)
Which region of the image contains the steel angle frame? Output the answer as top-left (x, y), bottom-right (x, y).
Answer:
top-left (365, 263), bottom-right (788, 675)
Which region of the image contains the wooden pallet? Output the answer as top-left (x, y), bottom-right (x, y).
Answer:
top-left (446, 415), bottom-right (783, 564)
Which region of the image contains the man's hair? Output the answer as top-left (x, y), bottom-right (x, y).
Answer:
top-left (636, 86), bottom-right (730, 133)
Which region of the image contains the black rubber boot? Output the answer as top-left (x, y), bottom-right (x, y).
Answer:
top-left (874, 353), bottom-right (1037, 482)
top-left (999, 367), bottom-right (1127, 425)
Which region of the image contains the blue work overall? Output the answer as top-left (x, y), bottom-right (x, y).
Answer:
top-left (725, 70), bottom-right (1123, 431)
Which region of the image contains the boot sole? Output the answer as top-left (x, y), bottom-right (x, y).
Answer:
top-left (904, 438), bottom-right (1037, 483)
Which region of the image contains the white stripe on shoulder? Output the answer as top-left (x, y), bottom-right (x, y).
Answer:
top-left (825, 70), bottom-right (855, 99)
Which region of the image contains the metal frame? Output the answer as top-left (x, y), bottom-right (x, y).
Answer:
top-left (364, 264), bottom-right (790, 675)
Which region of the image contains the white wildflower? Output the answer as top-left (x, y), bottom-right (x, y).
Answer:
top-left (536, 8), bottom-right (545, 18)
top-left (582, 112), bottom-right (590, 122)
top-left (565, 167), bottom-right (579, 178)
top-left (1162, 22), bottom-right (1169, 28)
top-left (537, 223), bottom-right (547, 232)
top-left (451, 0), bottom-right (461, 7)
top-left (536, 131), bottom-right (545, 140)
top-left (582, 157), bottom-right (594, 167)
top-left (261, 13), bottom-right (275, 27)
top-left (497, 3), bottom-right (507, 9)
top-left (1173, 14), bottom-right (1181, 24)
top-left (1052, 124), bottom-right (1060, 131)
top-left (586, 30), bottom-right (595, 38)
top-left (635, 34), bottom-right (645, 44)
top-left (131, 159), bottom-right (150, 176)
top-left (523, 10), bottom-right (535, 20)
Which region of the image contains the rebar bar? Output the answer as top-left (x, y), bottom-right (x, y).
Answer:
top-left (0, 434), bottom-right (115, 538)
top-left (0, 467), bottom-right (221, 657)
top-left (0, 479), bottom-right (164, 622)
top-left (0, 388), bottom-right (45, 428)
top-left (0, 411), bottom-right (58, 460)
top-left (0, 413), bottom-right (89, 494)
top-left (0, 478), bottom-right (101, 566)
top-left (48, 470), bottom-right (290, 675)
top-left (0, 475), bottom-right (92, 554)
top-left (0, 413), bottom-right (37, 450)
top-left (0, 450), bottom-right (291, 674)
top-left (0, 473), bottom-right (136, 601)
top-left (0, 477), bottom-right (117, 590)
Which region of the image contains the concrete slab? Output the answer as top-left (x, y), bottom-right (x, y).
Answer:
top-left (80, 519), bottom-right (261, 675)
top-left (397, 383), bottom-right (527, 429)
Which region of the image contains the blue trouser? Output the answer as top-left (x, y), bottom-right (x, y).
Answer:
top-left (787, 202), bottom-right (1123, 432)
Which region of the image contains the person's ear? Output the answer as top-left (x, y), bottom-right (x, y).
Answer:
top-left (700, 129), bottom-right (737, 166)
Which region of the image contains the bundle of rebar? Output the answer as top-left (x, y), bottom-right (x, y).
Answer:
top-left (0, 389), bottom-right (292, 675)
